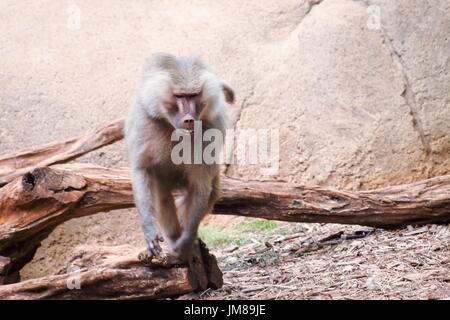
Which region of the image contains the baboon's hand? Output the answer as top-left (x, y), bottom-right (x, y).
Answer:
top-left (168, 235), bottom-right (196, 263)
top-left (138, 251), bottom-right (185, 268)
top-left (138, 235), bottom-right (163, 262)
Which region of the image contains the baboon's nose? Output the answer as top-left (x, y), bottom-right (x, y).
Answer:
top-left (181, 115), bottom-right (195, 131)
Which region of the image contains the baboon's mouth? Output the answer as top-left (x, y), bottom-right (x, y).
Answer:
top-left (180, 128), bottom-right (194, 135)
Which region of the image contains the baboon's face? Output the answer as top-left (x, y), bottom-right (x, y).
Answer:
top-left (165, 92), bottom-right (205, 134)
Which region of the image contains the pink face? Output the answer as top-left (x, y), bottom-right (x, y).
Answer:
top-left (166, 93), bottom-right (205, 133)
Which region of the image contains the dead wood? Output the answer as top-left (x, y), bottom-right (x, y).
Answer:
top-left (0, 164), bottom-right (449, 283)
top-left (0, 119), bottom-right (124, 186)
top-left (0, 240), bottom-right (222, 299)
top-left (293, 230), bottom-right (374, 256)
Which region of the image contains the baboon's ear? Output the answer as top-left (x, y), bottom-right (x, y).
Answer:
top-left (222, 82), bottom-right (235, 104)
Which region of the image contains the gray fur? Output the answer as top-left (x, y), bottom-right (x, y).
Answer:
top-left (125, 53), bottom-right (234, 261)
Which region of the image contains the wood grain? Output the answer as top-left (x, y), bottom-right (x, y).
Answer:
top-left (0, 240), bottom-right (222, 299)
top-left (0, 119), bottom-right (124, 186)
top-left (1, 164), bottom-right (448, 282)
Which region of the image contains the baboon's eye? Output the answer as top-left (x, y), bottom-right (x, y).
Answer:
top-left (173, 93), bottom-right (199, 99)
top-left (165, 102), bottom-right (178, 114)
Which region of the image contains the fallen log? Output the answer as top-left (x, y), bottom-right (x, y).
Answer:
top-left (0, 241), bottom-right (222, 299)
top-left (0, 255), bottom-right (19, 284)
top-left (0, 164), bottom-right (449, 283)
top-left (0, 119), bottom-right (124, 186)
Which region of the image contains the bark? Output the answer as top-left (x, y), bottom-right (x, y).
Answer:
top-left (0, 240), bottom-right (222, 299)
top-left (0, 164), bottom-right (132, 283)
top-left (217, 175), bottom-right (450, 227)
top-left (0, 119), bottom-right (124, 186)
top-left (1, 164), bottom-right (449, 283)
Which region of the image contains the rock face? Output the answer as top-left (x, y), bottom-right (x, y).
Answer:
top-left (228, 0), bottom-right (450, 189)
top-left (0, 0), bottom-right (448, 279)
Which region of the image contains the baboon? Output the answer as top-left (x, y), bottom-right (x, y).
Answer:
top-left (125, 53), bottom-right (234, 263)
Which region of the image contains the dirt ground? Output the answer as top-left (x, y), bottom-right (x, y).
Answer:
top-left (181, 217), bottom-right (450, 300)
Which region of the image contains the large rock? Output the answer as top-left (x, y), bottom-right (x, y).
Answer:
top-left (371, 0), bottom-right (450, 177)
top-left (228, 0), bottom-right (449, 189)
top-left (0, 0), bottom-right (448, 279)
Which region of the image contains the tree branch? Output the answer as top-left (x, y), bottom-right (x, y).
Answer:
top-left (0, 240), bottom-right (222, 299)
top-left (0, 164), bottom-right (449, 283)
top-left (0, 119), bottom-right (124, 186)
